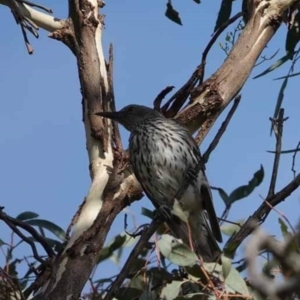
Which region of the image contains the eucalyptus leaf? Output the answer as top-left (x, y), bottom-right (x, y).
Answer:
top-left (225, 267), bottom-right (249, 294)
top-left (165, 1), bottom-right (182, 25)
top-left (157, 234), bottom-right (198, 266)
top-left (25, 219), bottom-right (66, 241)
top-left (160, 280), bottom-right (182, 300)
top-left (16, 211), bottom-right (39, 221)
top-left (214, 0), bottom-right (233, 32)
top-left (253, 54), bottom-right (290, 79)
top-left (228, 165), bottom-right (264, 204)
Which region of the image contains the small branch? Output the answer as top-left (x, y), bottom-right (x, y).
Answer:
top-left (107, 44), bottom-right (123, 155)
top-left (263, 198), bottom-right (296, 234)
top-left (200, 11), bottom-right (243, 84)
top-left (267, 109), bottom-right (287, 198)
top-left (291, 141), bottom-right (300, 178)
top-left (225, 174), bottom-right (300, 257)
top-left (161, 65), bottom-right (204, 118)
top-left (0, 207), bottom-right (55, 259)
top-left (202, 95), bottom-right (240, 163)
top-left (153, 86), bottom-right (175, 111)
top-left (102, 218), bottom-right (160, 300)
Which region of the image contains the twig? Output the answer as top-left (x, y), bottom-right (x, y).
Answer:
top-left (267, 109), bottom-right (287, 198)
top-left (6, 0), bottom-right (50, 54)
top-left (203, 95), bottom-right (240, 163)
top-left (291, 141), bottom-right (300, 178)
top-left (153, 86), bottom-right (175, 111)
top-left (263, 198), bottom-right (296, 235)
top-left (0, 207), bottom-right (55, 259)
top-left (103, 161), bottom-right (203, 300)
top-left (200, 11), bottom-right (243, 84)
top-left (225, 174), bottom-right (300, 258)
top-left (102, 218), bottom-right (160, 300)
top-left (161, 65), bottom-right (204, 118)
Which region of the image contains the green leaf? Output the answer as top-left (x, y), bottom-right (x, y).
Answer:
top-left (16, 211), bottom-right (39, 221)
top-left (160, 280), bottom-right (182, 300)
top-left (165, 1), bottom-right (182, 26)
top-left (221, 255), bottom-right (232, 279)
top-left (214, 0), bottom-right (233, 33)
top-left (253, 54), bottom-right (291, 79)
top-left (286, 12), bottom-right (300, 58)
top-left (278, 218), bottom-right (290, 237)
top-left (274, 71), bottom-right (300, 80)
top-left (213, 187), bottom-right (230, 206)
top-left (228, 165), bottom-right (264, 204)
top-left (98, 234), bottom-right (127, 263)
top-left (0, 238), bottom-right (7, 246)
top-left (221, 220), bottom-right (244, 236)
top-left (225, 267), bottom-right (249, 294)
top-left (25, 219), bottom-right (66, 241)
top-left (270, 76), bottom-right (288, 135)
top-left (141, 207), bottom-right (154, 219)
top-left (157, 234), bottom-right (198, 266)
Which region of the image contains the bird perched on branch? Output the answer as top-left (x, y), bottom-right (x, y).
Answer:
top-left (95, 105), bottom-right (222, 262)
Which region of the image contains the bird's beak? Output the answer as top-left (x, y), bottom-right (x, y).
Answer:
top-left (94, 111), bottom-right (119, 120)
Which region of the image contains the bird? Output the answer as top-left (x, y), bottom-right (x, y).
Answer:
top-left (95, 105), bottom-right (222, 262)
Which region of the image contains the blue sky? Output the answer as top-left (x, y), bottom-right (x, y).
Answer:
top-left (0, 0), bottom-right (299, 293)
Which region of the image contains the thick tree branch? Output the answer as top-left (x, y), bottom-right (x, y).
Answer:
top-left (225, 174), bottom-right (300, 257)
top-left (0, 0), bottom-right (65, 32)
top-left (174, 0), bottom-right (297, 141)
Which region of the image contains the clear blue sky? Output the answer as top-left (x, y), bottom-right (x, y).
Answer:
top-left (0, 0), bottom-right (299, 291)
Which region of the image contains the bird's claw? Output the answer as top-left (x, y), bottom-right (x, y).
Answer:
top-left (155, 205), bottom-right (172, 221)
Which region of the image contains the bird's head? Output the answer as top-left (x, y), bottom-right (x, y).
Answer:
top-left (95, 104), bottom-right (162, 132)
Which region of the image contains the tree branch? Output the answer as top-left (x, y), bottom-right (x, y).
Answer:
top-left (174, 0), bottom-right (297, 140)
top-left (0, 207), bottom-right (55, 260)
top-left (0, 0), bottom-right (65, 32)
top-left (267, 108), bottom-right (287, 198)
top-left (202, 95), bottom-right (240, 161)
top-left (225, 174), bottom-right (300, 257)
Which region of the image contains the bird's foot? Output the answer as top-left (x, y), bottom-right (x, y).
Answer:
top-left (185, 165), bottom-right (199, 182)
top-left (155, 205), bottom-right (172, 221)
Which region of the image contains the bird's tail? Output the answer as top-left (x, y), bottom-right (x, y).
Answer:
top-left (166, 212), bottom-right (221, 262)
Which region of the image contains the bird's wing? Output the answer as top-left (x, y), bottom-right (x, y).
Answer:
top-left (178, 124), bottom-right (223, 243)
top-left (201, 183), bottom-right (223, 243)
